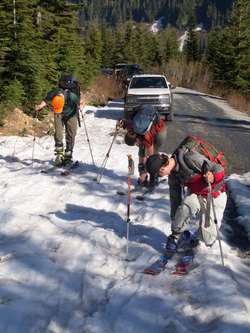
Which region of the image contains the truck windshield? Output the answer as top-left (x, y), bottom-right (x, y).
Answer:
top-left (130, 77), bottom-right (167, 88)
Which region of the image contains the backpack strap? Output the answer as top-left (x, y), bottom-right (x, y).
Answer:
top-left (52, 88), bottom-right (61, 99)
top-left (66, 89), bottom-right (72, 106)
top-left (52, 88), bottom-right (73, 106)
top-left (146, 110), bottom-right (158, 133)
top-left (177, 147), bottom-right (193, 175)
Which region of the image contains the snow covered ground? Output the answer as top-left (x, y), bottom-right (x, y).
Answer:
top-left (150, 17), bottom-right (165, 33)
top-left (0, 97), bottom-right (250, 332)
top-left (179, 23), bottom-right (204, 51)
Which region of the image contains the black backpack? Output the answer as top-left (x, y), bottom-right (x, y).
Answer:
top-left (54, 75), bottom-right (81, 126)
top-left (54, 75), bottom-right (80, 106)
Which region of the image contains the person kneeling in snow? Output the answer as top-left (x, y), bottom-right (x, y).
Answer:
top-left (146, 149), bottom-right (227, 252)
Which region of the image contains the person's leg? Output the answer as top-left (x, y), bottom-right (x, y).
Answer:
top-left (65, 115), bottom-right (78, 148)
top-left (54, 114), bottom-right (64, 166)
top-left (166, 193), bottom-right (201, 251)
top-left (196, 192), bottom-right (227, 245)
top-left (136, 145), bottom-right (148, 187)
top-left (64, 116), bottom-right (78, 166)
top-left (154, 126), bottom-right (167, 154)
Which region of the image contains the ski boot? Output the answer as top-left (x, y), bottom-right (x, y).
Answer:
top-left (64, 147), bottom-right (73, 168)
top-left (166, 230), bottom-right (191, 253)
top-left (55, 143), bottom-right (64, 167)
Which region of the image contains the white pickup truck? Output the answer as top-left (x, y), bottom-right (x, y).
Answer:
top-left (124, 73), bottom-right (176, 121)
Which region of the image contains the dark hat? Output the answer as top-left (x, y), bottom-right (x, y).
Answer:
top-left (146, 154), bottom-right (162, 175)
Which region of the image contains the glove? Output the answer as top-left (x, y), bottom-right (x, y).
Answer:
top-left (117, 118), bottom-right (125, 129)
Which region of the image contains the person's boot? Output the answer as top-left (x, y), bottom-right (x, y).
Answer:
top-left (135, 163), bottom-right (148, 189)
top-left (149, 175), bottom-right (159, 191)
top-left (166, 230), bottom-right (191, 253)
top-left (166, 235), bottom-right (178, 253)
top-left (55, 143), bottom-right (64, 166)
top-left (64, 147), bottom-right (73, 167)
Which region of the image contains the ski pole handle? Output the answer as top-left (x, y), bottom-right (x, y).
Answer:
top-left (127, 154), bottom-right (134, 175)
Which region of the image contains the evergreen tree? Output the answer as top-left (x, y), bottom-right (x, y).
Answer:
top-left (100, 20), bottom-right (113, 68)
top-left (0, 0), bottom-right (86, 120)
top-left (206, 0), bottom-right (249, 93)
top-left (113, 24), bottom-right (126, 65)
top-left (123, 21), bottom-right (137, 63)
top-left (228, 0), bottom-right (250, 92)
top-left (184, 7), bottom-right (200, 61)
top-left (163, 28), bottom-right (181, 62)
top-left (146, 33), bottom-right (162, 66)
top-left (206, 27), bottom-right (229, 84)
top-left (85, 24), bottom-right (104, 75)
top-left (134, 23), bottom-right (149, 68)
top-left (0, 0), bottom-right (41, 114)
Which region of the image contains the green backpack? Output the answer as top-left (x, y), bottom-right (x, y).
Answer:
top-left (174, 135), bottom-right (231, 175)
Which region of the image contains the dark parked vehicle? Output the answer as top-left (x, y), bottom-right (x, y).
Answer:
top-left (100, 69), bottom-right (114, 78)
top-left (120, 67), bottom-right (144, 86)
top-left (114, 63), bottom-right (127, 80)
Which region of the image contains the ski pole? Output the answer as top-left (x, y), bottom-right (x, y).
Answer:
top-left (126, 154), bottom-right (134, 261)
top-left (80, 110), bottom-right (95, 167)
top-left (208, 183), bottom-right (225, 266)
top-left (94, 124), bottom-right (119, 183)
top-left (203, 160), bottom-right (224, 266)
top-left (32, 105), bottom-right (38, 167)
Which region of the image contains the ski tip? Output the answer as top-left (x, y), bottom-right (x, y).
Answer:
top-left (125, 258), bottom-right (132, 262)
top-left (144, 269), bottom-right (159, 275)
top-left (117, 190), bottom-right (126, 195)
top-left (171, 271), bottom-right (188, 276)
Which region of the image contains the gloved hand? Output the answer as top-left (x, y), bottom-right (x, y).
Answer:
top-left (116, 118), bottom-right (125, 129)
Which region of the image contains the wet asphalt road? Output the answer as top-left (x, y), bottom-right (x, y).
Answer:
top-left (161, 87), bottom-right (250, 175)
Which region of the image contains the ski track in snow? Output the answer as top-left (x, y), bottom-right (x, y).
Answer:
top-left (0, 97), bottom-right (250, 332)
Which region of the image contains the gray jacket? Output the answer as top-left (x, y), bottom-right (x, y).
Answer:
top-left (169, 148), bottom-right (225, 219)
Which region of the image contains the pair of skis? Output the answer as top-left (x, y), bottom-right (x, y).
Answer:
top-left (144, 233), bottom-right (199, 276)
top-left (41, 161), bottom-right (79, 176)
top-left (117, 179), bottom-right (167, 201)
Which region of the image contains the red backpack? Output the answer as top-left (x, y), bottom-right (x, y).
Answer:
top-left (174, 135), bottom-right (231, 175)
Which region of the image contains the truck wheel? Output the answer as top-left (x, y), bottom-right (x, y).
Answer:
top-left (166, 110), bottom-right (174, 121)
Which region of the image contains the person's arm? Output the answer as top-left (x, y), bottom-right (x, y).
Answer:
top-left (168, 175), bottom-right (183, 220)
top-left (147, 145), bottom-right (154, 156)
top-left (35, 100), bottom-right (47, 111)
top-left (79, 99), bottom-right (85, 111)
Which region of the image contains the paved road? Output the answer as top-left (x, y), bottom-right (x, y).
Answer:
top-left (161, 87), bottom-right (250, 175)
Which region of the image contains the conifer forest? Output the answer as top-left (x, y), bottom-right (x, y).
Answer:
top-left (0, 0), bottom-right (249, 122)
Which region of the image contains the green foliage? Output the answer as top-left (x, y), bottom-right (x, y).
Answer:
top-left (85, 24), bottom-right (103, 70)
top-left (206, 0), bottom-right (250, 94)
top-left (100, 20), bottom-right (114, 68)
top-left (122, 21), bottom-right (137, 63)
top-left (163, 28), bottom-right (181, 62)
top-left (0, 0), bottom-right (89, 122)
top-left (0, 79), bottom-right (26, 125)
top-left (76, 0), bottom-right (233, 32)
top-left (183, 8), bottom-right (200, 61)
top-left (0, 0), bottom-right (248, 129)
